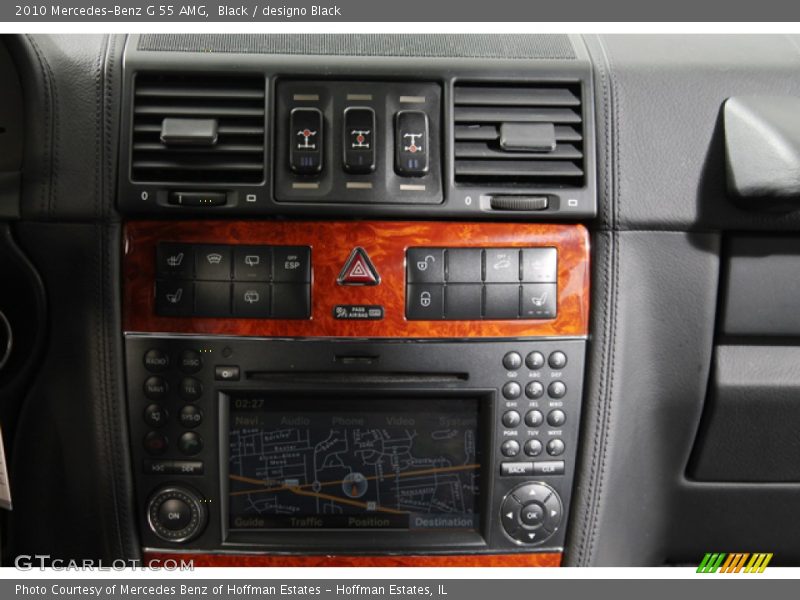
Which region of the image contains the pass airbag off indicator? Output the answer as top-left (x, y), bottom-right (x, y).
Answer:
top-left (338, 247), bottom-right (380, 286)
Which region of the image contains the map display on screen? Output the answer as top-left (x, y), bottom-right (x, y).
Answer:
top-left (227, 396), bottom-right (480, 530)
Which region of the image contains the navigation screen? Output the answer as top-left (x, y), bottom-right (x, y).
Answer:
top-left (227, 396), bottom-right (480, 530)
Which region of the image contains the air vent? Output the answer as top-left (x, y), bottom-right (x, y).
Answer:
top-left (453, 83), bottom-right (584, 186)
top-left (131, 73), bottom-right (266, 184)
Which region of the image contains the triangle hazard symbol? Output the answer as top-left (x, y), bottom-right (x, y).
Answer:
top-left (338, 247), bottom-right (380, 285)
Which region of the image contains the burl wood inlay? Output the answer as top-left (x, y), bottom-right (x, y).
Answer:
top-left (144, 551), bottom-right (562, 567)
top-left (123, 221), bottom-right (589, 338)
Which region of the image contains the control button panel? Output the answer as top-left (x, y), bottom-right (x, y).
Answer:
top-left (500, 482), bottom-right (563, 545)
top-left (126, 336), bottom-right (585, 552)
top-left (405, 247), bottom-right (557, 320)
top-left (155, 243), bottom-right (311, 319)
top-left (275, 81), bottom-right (442, 205)
top-left (496, 347), bottom-right (572, 481)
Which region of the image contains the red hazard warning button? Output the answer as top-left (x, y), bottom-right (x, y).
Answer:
top-left (338, 247), bottom-right (380, 286)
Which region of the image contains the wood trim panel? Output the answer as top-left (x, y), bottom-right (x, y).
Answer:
top-left (144, 551), bottom-right (562, 567)
top-left (124, 221), bottom-right (589, 338)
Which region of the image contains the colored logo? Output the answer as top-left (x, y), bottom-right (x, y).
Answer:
top-left (697, 552), bottom-right (773, 573)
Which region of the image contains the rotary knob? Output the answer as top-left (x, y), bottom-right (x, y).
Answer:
top-left (500, 481), bottom-right (563, 546)
top-left (146, 486), bottom-right (207, 543)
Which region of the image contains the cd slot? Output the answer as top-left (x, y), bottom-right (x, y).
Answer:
top-left (244, 371), bottom-right (469, 384)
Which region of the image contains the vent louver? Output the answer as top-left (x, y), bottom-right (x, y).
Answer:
top-left (130, 73), bottom-right (266, 184)
top-left (453, 83), bottom-right (584, 186)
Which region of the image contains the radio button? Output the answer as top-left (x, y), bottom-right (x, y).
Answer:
top-left (179, 405), bottom-right (203, 429)
top-left (143, 431), bottom-right (168, 456)
top-left (507, 482), bottom-right (560, 544)
top-left (546, 439), bottom-right (565, 457)
top-left (500, 495), bottom-right (523, 536)
top-left (147, 486), bottom-right (208, 543)
top-left (525, 381), bottom-right (544, 399)
top-left (543, 492), bottom-right (564, 531)
top-left (143, 376), bottom-right (168, 400)
top-left (548, 381), bottom-right (567, 399)
top-left (501, 439), bottom-right (520, 457)
top-left (179, 350), bottom-right (202, 374)
top-left (547, 409), bottom-right (566, 427)
top-left (525, 351), bottom-right (545, 370)
top-left (525, 409), bottom-right (544, 427)
top-left (180, 377), bottom-right (203, 401)
top-left (214, 365), bottom-right (240, 381)
top-left (144, 348), bottom-right (170, 373)
top-left (502, 410), bottom-right (521, 428)
top-left (144, 460), bottom-right (204, 476)
top-left (158, 498), bottom-right (192, 531)
top-left (524, 439), bottom-right (543, 457)
top-left (500, 462), bottom-right (533, 476)
top-left (178, 432), bottom-right (203, 456)
top-left (548, 351), bottom-right (568, 370)
top-left (502, 381), bottom-right (522, 400)
top-left (533, 460), bottom-right (565, 475)
top-left (143, 404), bottom-right (168, 428)
top-left (502, 351), bottom-right (523, 371)
top-left (407, 248), bottom-right (445, 283)
top-left (520, 501), bottom-right (545, 529)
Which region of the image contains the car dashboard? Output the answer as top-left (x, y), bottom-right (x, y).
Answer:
top-left (0, 33), bottom-right (799, 567)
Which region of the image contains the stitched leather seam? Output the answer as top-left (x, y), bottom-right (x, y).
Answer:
top-left (571, 35), bottom-right (614, 567)
top-left (104, 35), bottom-right (137, 558)
top-left (586, 39), bottom-right (621, 565)
top-left (23, 36), bottom-right (53, 218)
top-left (93, 39), bottom-right (104, 221)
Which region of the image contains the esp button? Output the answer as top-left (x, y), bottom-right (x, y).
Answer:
top-left (273, 247), bottom-right (311, 283)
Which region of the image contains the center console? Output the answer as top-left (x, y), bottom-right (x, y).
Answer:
top-left (119, 34), bottom-right (595, 566)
